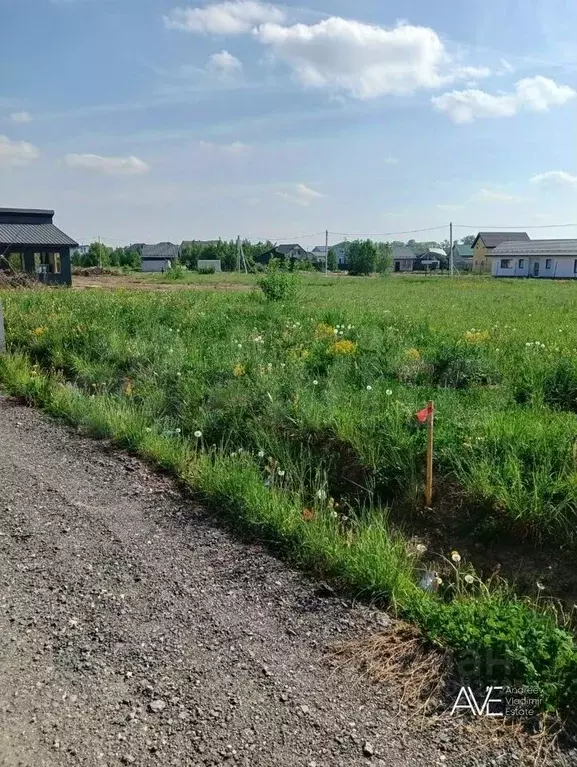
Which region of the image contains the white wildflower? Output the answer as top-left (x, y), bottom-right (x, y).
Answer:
top-left (194, 430), bottom-right (202, 438)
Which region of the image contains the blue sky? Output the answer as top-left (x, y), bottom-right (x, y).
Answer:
top-left (1, 0), bottom-right (576, 246)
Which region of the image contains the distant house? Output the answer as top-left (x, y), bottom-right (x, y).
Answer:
top-left (311, 245), bottom-right (329, 258)
top-left (0, 207), bottom-right (77, 285)
top-left (472, 232), bottom-right (530, 273)
top-left (331, 241), bottom-right (351, 268)
top-left (392, 245), bottom-right (416, 272)
top-left (414, 248), bottom-right (444, 272)
top-left (451, 243), bottom-right (473, 271)
top-left (491, 240), bottom-right (577, 278)
top-left (255, 243), bottom-right (311, 266)
top-left (141, 242), bottom-right (180, 272)
top-left (71, 244), bottom-right (89, 259)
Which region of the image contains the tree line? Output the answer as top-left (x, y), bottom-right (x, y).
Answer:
top-left (72, 234), bottom-right (477, 274)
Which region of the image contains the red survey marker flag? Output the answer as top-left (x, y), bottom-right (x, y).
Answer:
top-left (416, 402), bottom-right (434, 423)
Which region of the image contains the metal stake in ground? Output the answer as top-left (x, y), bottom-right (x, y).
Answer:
top-left (426, 401), bottom-right (434, 507)
top-left (416, 401), bottom-right (435, 506)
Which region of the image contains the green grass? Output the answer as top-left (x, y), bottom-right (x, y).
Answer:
top-left (3, 275), bottom-right (577, 716)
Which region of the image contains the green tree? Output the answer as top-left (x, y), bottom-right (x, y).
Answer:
top-left (327, 248), bottom-right (337, 271)
top-left (84, 241), bottom-right (112, 267)
top-left (347, 239), bottom-right (377, 276)
top-left (375, 242), bottom-right (392, 274)
top-left (461, 234), bottom-right (476, 246)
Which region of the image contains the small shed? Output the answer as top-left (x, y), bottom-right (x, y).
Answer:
top-left (141, 242), bottom-right (179, 272)
top-left (0, 208), bottom-right (77, 285)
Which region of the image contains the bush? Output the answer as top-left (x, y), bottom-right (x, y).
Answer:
top-left (257, 259), bottom-right (299, 302)
top-left (197, 267), bottom-right (216, 275)
top-left (164, 263), bottom-right (185, 281)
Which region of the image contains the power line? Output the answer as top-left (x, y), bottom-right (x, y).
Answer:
top-left (330, 225), bottom-right (448, 238)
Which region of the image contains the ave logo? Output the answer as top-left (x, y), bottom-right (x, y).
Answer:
top-left (450, 687), bottom-right (504, 717)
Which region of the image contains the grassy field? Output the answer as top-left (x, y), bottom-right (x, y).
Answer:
top-left (3, 273), bottom-right (577, 718)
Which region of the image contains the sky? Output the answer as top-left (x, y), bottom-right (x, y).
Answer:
top-left (1, 0), bottom-right (576, 247)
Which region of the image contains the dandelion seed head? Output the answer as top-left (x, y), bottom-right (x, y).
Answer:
top-left (194, 430), bottom-right (203, 438)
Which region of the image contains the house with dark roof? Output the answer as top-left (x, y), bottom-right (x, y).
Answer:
top-left (413, 248), bottom-right (445, 272)
top-left (141, 242), bottom-right (180, 272)
top-left (491, 240), bottom-right (577, 278)
top-left (392, 245), bottom-right (416, 272)
top-left (451, 243), bottom-right (473, 270)
top-left (472, 232), bottom-right (530, 273)
top-left (0, 208), bottom-right (77, 285)
top-left (255, 243), bottom-right (311, 266)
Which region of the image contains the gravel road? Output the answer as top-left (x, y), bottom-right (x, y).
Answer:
top-left (0, 397), bottom-right (568, 766)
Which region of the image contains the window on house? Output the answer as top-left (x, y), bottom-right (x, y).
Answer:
top-left (545, 259), bottom-right (552, 269)
top-left (574, 260), bottom-right (577, 274)
top-left (500, 259), bottom-right (512, 268)
top-left (518, 259), bottom-right (524, 268)
top-left (48, 252), bottom-right (61, 274)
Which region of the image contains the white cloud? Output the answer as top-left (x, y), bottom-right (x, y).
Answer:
top-left (207, 49), bottom-right (243, 77)
top-left (9, 111), bottom-right (32, 124)
top-left (498, 58), bottom-right (514, 74)
top-left (383, 156), bottom-right (399, 165)
top-left (0, 135), bottom-right (40, 166)
top-left (256, 18), bottom-right (453, 99)
top-left (63, 153), bottom-right (150, 176)
top-left (473, 188), bottom-right (525, 203)
top-left (164, 1), bottom-right (284, 35)
top-left (276, 183), bottom-right (323, 206)
top-left (199, 140), bottom-right (250, 154)
top-left (530, 170), bottom-right (577, 187)
top-left (432, 75), bottom-right (576, 123)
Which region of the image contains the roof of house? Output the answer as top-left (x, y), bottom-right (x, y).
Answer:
top-left (491, 239), bottom-right (577, 257)
top-left (474, 231), bottom-right (530, 249)
top-left (0, 208), bottom-right (54, 216)
top-left (275, 243), bottom-right (303, 254)
top-left (423, 248), bottom-right (446, 257)
top-left (453, 243), bottom-right (473, 258)
top-left (141, 242), bottom-right (179, 259)
top-left (392, 245), bottom-right (417, 260)
top-left (311, 245), bottom-right (329, 254)
top-left (0, 223), bottom-right (78, 247)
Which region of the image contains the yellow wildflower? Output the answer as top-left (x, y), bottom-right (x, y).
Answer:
top-left (233, 362), bottom-right (246, 378)
top-left (315, 322), bottom-right (335, 339)
top-left (404, 348), bottom-right (421, 361)
top-left (464, 330), bottom-right (490, 344)
top-left (124, 379), bottom-right (134, 396)
top-left (32, 326), bottom-right (47, 337)
top-left (330, 339), bottom-right (357, 356)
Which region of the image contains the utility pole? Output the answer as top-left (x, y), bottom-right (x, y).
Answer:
top-left (449, 222), bottom-right (454, 278)
top-left (325, 229), bottom-right (329, 275)
top-left (98, 235), bottom-right (102, 268)
top-left (236, 235), bottom-right (241, 273)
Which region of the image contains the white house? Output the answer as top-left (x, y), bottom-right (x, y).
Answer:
top-left (491, 240), bottom-right (577, 278)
